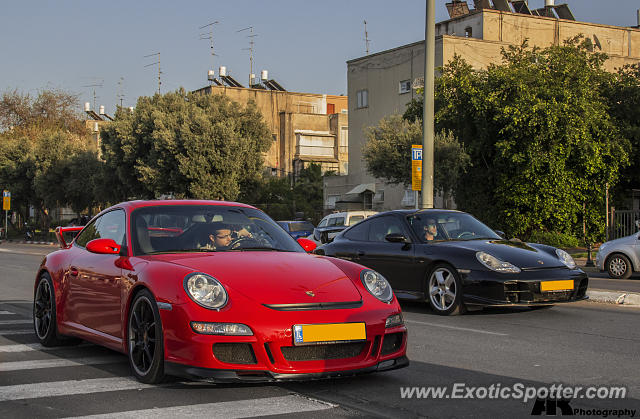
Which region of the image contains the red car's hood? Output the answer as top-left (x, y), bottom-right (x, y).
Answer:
top-left (151, 252), bottom-right (362, 304)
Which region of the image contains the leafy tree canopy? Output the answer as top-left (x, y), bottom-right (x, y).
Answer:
top-left (401, 37), bottom-right (629, 242)
top-left (100, 89), bottom-right (272, 202)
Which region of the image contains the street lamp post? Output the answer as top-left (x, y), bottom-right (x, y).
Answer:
top-left (421, 0), bottom-right (435, 209)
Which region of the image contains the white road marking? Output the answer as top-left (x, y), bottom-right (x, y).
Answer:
top-left (0, 356), bottom-right (125, 372)
top-left (0, 377), bottom-right (155, 401)
top-left (0, 342), bottom-right (89, 352)
top-left (0, 311), bottom-right (15, 315)
top-left (404, 319), bottom-right (508, 336)
top-left (70, 395), bottom-right (336, 419)
top-left (0, 320), bottom-right (32, 325)
top-left (0, 329), bottom-right (33, 335)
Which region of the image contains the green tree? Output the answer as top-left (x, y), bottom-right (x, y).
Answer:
top-left (412, 37), bottom-right (629, 242)
top-left (100, 89), bottom-right (272, 201)
top-left (362, 114), bottom-right (470, 207)
top-left (0, 89), bottom-right (98, 226)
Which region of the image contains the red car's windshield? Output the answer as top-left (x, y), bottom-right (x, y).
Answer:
top-left (131, 205), bottom-right (304, 255)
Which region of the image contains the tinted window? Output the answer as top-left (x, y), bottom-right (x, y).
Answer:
top-left (277, 222), bottom-right (289, 231)
top-left (407, 212), bottom-right (500, 243)
top-left (289, 221), bottom-right (314, 232)
top-left (343, 221), bottom-right (369, 241)
top-left (348, 215), bottom-right (364, 226)
top-left (74, 210), bottom-right (126, 248)
top-left (131, 205), bottom-right (303, 255)
top-left (328, 217), bottom-right (345, 227)
top-left (367, 216), bottom-right (408, 242)
top-left (318, 217), bottom-right (328, 228)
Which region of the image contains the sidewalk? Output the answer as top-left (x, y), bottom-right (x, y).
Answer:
top-left (574, 258), bottom-right (640, 307)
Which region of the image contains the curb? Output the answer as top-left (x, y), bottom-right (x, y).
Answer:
top-left (587, 290), bottom-right (640, 307)
top-left (0, 240), bottom-right (56, 246)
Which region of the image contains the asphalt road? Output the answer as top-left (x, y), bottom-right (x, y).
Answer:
top-left (1, 242), bottom-right (639, 418)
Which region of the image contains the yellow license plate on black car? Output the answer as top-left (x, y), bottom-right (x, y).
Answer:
top-left (540, 280), bottom-right (574, 292)
top-left (293, 322), bottom-right (366, 345)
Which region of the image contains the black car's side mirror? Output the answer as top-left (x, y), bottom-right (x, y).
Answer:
top-left (494, 230), bottom-right (506, 239)
top-left (385, 233), bottom-right (407, 243)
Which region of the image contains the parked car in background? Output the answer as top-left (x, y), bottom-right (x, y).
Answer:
top-left (316, 209), bottom-right (588, 315)
top-left (314, 211), bottom-right (377, 243)
top-left (596, 223), bottom-right (640, 279)
top-left (277, 220), bottom-right (315, 239)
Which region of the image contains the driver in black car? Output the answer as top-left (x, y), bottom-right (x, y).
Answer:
top-left (205, 222), bottom-right (252, 250)
top-left (424, 218), bottom-right (438, 241)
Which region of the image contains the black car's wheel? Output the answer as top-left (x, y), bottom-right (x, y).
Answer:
top-left (128, 289), bottom-right (165, 383)
top-left (606, 253), bottom-right (632, 279)
top-left (426, 264), bottom-right (466, 316)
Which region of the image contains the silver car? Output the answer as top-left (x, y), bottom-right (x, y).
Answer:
top-left (596, 222), bottom-right (640, 279)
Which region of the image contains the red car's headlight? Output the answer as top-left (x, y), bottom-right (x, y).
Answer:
top-left (184, 272), bottom-right (228, 310)
top-left (361, 269), bottom-right (393, 303)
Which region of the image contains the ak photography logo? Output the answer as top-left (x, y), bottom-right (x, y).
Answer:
top-left (530, 398), bottom-right (637, 417)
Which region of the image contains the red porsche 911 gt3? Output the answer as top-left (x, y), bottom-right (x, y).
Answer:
top-left (33, 200), bottom-right (408, 383)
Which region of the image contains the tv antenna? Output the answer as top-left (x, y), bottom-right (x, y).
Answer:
top-left (82, 78), bottom-right (104, 112)
top-left (364, 20), bottom-right (370, 55)
top-left (199, 20), bottom-right (219, 83)
top-left (144, 52), bottom-right (162, 94)
top-left (116, 77), bottom-right (125, 108)
top-left (237, 26), bottom-right (257, 86)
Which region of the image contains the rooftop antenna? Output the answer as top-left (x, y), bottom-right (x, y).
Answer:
top-left (364, 20), bottom-right (370, 55)
top-left (144, 52), bottom-right (162, 94)
top-left (237, 26), bottom-right (257, 86)
top-left (116, 77), bottom-right (125, 108)
top-left (82, 79), bottom-right (104, 112)
top-left (199, 21), bottom-right (219, 85)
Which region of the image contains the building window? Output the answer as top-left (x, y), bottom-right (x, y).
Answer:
top-left (465, 27), bottom-right (472, 38)
top-left (339, 127), bottom-right (348, 154)
top-left (399, 80), bottom-right (411, 94)
top-left (401, 189), bottom-right (416, 207)
top-left (356, 89), bottom-right (368, 109)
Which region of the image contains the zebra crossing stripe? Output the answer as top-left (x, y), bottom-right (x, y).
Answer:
top-left (0, 329), bottom-right (33, 335)
top-left (0, 377), bottom-right (155, 401)
top-left (0, 342), bottom-right (90, 352)
top-left (0, 356), bottom-right (125, 372)
top-left (0, 311), bottom-right (15, 315)
top-left (69, 395), bottom-right (335, 419)
top-left (0, 320), bottom-right (32, 325)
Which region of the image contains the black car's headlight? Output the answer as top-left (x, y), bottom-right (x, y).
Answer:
top-left (360, 269), bottom-right (393, 303)
top-left (184, 272), bottom-right (228, 310)
top-left (476, 251), bottom-right (521, 273)
top-left (555, 249), bottom-right (577, 269)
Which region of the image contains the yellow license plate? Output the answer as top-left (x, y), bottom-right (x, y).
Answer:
top-left (540, 280), bottom-right (574, 292)
top-left (293, 322), bottom-right (366, 345)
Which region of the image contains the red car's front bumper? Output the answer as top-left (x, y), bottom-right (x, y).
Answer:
top-left (159, 297), bottom-right (408, 382)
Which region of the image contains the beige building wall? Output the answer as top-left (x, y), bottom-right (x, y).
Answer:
top-left (325, 8), bottom-right (640, 213)
top-left (193, 85), bottom-right (348, 177)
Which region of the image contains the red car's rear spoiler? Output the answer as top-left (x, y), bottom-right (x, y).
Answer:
top-left (55, 226), bottom-right (84, 248)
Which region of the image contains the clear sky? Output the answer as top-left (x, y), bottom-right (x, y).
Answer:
top-left (1, 0), bottom-right (638, 114)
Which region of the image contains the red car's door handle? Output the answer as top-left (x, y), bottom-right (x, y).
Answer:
top-left (69, 267), bottom-right (79, 277)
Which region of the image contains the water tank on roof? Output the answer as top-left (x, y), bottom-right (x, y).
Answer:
top-left (219, 66), bottom-right (227, 77)
top-left (99, 105), bottom-right (105, 115)
top-left (84, 102), bottom-right (90, 112)
top-left (208, 70), bottom-right (215, 81)
top-left (261, 70), bottom-right (268, 81)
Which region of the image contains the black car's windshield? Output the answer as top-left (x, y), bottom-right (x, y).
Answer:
top-left (131, 205), bottom-right (304, 255)
top-left (408, 212), bottom-right (500, 243)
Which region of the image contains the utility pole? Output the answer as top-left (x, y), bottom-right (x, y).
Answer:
top-left (82, 79), bottom-right (103, 112)
top-left (144, 52), bottom-right (162, 94)
top-left (421, 0), bottom-right (435, 209)
top-left (199, 21), bottom-right (219, 84)
top-left (364, 20), bottom-right (370, 55)
top-left (116, 77), bottom-right (125, 108)
top-left (238, 26), bottom-right (257, 86)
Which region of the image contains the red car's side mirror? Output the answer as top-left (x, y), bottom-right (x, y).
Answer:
top-left (297, 238), bottom-right (317, 253)
top-left (86, 238), bottom-right (121, 255)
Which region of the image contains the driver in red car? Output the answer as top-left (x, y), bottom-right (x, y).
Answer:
top-left (206, 222), bottom-right (252, 250)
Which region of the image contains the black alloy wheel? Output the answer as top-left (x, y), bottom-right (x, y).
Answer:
top-left (606, 253), bottom-right (632, 279)
top-left (34, 273), bottom-right (79, 346)
top-left (426, 263), bottom-right (466, 316)
top-left (128, 289), bottom-right (165, 383)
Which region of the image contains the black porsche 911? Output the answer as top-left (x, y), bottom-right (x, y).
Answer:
top-left (314, 209), bottom-right (588, 315)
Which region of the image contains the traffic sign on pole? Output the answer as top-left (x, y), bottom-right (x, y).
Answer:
top-left (411, 145), bottom-right (422, 191)
top-left (2, 190), bottom-right (9, 211)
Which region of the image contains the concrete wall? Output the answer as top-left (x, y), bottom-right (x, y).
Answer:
top-left (193, 86), bottom-right (348, 177)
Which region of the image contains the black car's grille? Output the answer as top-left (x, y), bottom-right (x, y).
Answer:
top-left (212, 343), bottom-right (257, 364)
top-left (504, 278), bottom-right (588, 303)
top-left (281, 342), bottom-right (366, 361)
top-left (381, 333), bottom-right (403, 355)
